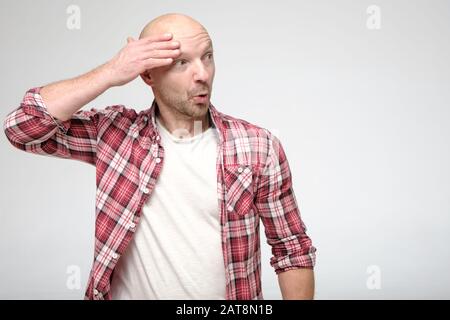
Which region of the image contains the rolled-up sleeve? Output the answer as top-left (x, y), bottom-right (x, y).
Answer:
top-left (3, 87), bottom-right (114, 166)
top-left (255, 132), bottom-right (317, 274)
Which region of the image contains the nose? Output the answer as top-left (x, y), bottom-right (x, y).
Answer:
top-left (192, 60), bottom-right (209, 83)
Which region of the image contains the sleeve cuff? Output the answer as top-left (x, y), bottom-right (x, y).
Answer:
top-left (21, 86), bottom-right (72, 134)
top-left (271, 246), bottom-right (317, 274)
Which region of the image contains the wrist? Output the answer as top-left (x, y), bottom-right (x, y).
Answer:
top-left (95, 61), bottom-right (116, 89)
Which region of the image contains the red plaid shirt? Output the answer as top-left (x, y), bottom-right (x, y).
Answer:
top-left (4, 87), bottom-right (316, 300)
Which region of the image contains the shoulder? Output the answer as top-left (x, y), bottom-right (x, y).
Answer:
top-left (215, 109), bottom-right (282, 167)
top-left (218, 110), bottom-right (275, 142)
top-left (91, 105), bottom-right (144, 126)
top-left (102, 105), bottom-right (138, 119)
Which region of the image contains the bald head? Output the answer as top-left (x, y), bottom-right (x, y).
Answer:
top-left (139, 13), bottom-right (209, 40)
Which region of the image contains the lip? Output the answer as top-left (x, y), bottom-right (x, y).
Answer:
top-left (192, 94), bottom-right (209, 104)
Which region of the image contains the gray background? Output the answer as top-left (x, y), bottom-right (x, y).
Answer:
top-left (1, 0), bottom-right (449, 299)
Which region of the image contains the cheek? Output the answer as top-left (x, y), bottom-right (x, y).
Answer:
top-left (159, 79), bottom-right (189, 99)
top-left (168, 76), bottom-right (190, 91)
top-left (208, 65), bottom-right (216, 81)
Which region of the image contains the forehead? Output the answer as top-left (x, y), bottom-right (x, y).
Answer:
top-left (174, 30), bottom-right (213, 50)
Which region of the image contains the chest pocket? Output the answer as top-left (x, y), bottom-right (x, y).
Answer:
top-left (223, 164), bottom-right (255, 216)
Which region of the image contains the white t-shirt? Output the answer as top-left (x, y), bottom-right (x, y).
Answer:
top-left (110, 116), bottom-right (226, 299)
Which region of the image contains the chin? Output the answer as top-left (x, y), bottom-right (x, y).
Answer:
top-left (194, 101), bottom-right (209, 107)
top-left (190, 103), bottom-right (209, 117)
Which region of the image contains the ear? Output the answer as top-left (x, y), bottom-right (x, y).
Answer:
top-left (140, 70), bottom-right (154, 87)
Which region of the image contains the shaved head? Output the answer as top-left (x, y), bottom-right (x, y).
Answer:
top-left (139, 13), bottom-right (209, 40)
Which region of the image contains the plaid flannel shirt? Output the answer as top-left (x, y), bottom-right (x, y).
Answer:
top-left (3, 87), bottom-right (316, 300)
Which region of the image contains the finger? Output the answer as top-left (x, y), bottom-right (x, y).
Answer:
top-left (143, 57), bottom-right (174, 69)
top-left (127, 36), bottom-right (135, 44)
top-left (142, 40), bottom-right (180, 51)
top-left (140, 49), bottom-right (181, 60)
top-left (137, 33), bottom-right (173, 45)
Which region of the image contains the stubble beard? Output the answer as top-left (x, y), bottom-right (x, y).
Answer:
top-left (165, 95), bottom-right (209, 119)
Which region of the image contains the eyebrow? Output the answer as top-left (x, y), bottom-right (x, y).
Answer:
top-left (178, 42), bottom-right (213, 58)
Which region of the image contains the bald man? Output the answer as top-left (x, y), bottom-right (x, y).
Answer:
top-left (4, 13), bottom-right (316, 300)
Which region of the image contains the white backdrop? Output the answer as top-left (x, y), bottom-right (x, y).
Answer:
top-left (1, 0), bottom-right (449, 299)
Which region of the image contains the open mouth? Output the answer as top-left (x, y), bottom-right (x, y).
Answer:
top-left (192, 94), bottom-right (209, 103)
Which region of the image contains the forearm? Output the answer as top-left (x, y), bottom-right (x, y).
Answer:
top-left (40, 62), bottom-right (113, 121)
top-left (277, 268), bottom-right (315, 300)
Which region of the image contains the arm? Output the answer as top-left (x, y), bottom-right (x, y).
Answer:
top-left (278, 268), bottom-right (315, 299)
top-left (3, 86), bottom-right (119, 166)
top-left (3, 33), bottom-right (180, 165)
top-left (39, 33), bottom-right (179, 122)
top-left (40, 62), bottom-right (112, 122)
top-left (255, 132), bottom-right (317, 299)
top-left (3, 58), bottom-right (115, 166)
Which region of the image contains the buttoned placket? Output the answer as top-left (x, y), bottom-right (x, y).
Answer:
top-left (142, 115), bottom-right (163, 196)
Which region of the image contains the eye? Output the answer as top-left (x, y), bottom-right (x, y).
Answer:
top-left (175, 59), bottom-right (187, 66)
top-left (205, 52), bottom-right (213, 59)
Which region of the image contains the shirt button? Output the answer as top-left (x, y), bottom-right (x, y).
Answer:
top-left (237, 167), bottom-right (244, 173)
top-left (156, 135), bottom-right (161, 141)
top-left (155, 158), bottom-right (161, 164)
top-left (128, 222), bottom-right (136, 229)
top-left (227, 205), bottom-right (233, 212)
top-left (133, 132), bottom-right (139, 138)
top-left (143, 188), bottom-right (149, 194)
top-left (94, 289), bottom-right (99, 295)
top-left (112, 253), bottom-right (118, 259)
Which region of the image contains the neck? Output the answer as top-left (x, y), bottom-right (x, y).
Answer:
top-left (154, 99), bottom-right (211, 139)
